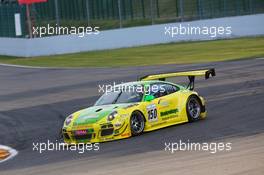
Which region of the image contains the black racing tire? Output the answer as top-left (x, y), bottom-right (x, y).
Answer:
top-left (130, 111), bottom-right (145, 136)
top-left (186, 95), bottom-right (202, 122)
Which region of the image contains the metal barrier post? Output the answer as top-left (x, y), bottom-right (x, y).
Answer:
top-left (156, 0), bottom-right (160, 18)
top-left (141, 0), bottom-right (145, 18)
top-left (26, 4), bottom-right (32, 38)
top-left (118, 0), bottom-right (122, 28)
top-left (86, 0), bottom-right (90, 26)
top-left (197, 0), bottom-right (202, 19)
top-left (54, 0), bottom-right (60, 26)
top-left (179, 0), bottom-right (184, 21)
top-left (150, 0), bottom-right (154, 25)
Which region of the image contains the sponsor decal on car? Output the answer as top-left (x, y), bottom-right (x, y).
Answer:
top-left (72, 125), bottom-right (93, 130)
top-left (100, 137), bottom-right (115, 141)
top-left (159, 100), bottom-right (169, 107)
top-left (75, 130), bottom-right (87, 135)
top-left (160, 108), bottom-right (179, 117)
top-left (123, 103), bottom-right (139, 109)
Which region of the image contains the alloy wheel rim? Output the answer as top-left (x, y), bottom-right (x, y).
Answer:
top-left (188, 98), bottom-right (201, 119)
top-left (131, 115), bottom-right (144, 133)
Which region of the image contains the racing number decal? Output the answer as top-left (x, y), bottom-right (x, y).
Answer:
top-left (148, 109), bottom-right (157, 121)
top-left (147, 104), bottom-right (158, 122)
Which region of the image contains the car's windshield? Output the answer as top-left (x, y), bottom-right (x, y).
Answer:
top-left (94, 86), bottom-right (144, 106)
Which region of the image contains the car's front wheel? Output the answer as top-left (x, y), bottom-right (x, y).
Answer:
top-left (130, 111), bottom-right (145, 136)
top-left (186, 95), bottom-right (202, 122)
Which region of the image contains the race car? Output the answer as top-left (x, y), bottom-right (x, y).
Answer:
top-left (62, 69), bottom-right (215, 144)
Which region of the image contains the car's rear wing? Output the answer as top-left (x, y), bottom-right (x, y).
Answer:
top-left (139, 68), bottom-right (215, 90)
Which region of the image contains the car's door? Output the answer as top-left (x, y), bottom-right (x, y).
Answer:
top-left (160, 83), bottom-right (182, 123)
top-left (145, 83), bottom-right (177, 126)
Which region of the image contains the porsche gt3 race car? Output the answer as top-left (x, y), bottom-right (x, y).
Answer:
top-left (62, 69), bottom-right (215, 144)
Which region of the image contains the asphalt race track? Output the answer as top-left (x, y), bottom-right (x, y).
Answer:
top-left (0, 59), bottom-right (264, 174)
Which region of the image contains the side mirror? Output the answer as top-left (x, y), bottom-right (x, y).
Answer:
top-left (144, 95), bottom-right (155, 102)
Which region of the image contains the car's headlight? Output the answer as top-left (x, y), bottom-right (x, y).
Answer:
top-left (107, 111), bottom-right (118, 121)
top-left (65, 115), bottom-right (73, 126)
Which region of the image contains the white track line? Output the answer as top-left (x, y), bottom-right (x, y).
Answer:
top-left (0, 63), bottom-right (92, 70)
top-left (0, 145), bottom-right (18, 163)
top-left (0, 63), bottom-right (52, 69)
top-left (1, 58), bottom-right (263, 69)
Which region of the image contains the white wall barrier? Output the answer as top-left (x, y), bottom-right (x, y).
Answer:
top-left (0, 14), bottom-right (263, 57)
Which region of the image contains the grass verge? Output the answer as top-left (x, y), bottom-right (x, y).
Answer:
top-left (0, 37), bottom-right (263, 68)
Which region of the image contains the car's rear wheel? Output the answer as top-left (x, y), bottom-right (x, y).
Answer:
top-left (130, 111), bottom-right (145, 136)
top-left (186, 95), bottom-right (202, 122)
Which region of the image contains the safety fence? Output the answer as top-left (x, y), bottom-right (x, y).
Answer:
top-left (0, 0), bottom-right (264, 37)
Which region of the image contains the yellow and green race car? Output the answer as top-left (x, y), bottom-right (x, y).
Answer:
top-left (62, 69), bottom-right (215, 144)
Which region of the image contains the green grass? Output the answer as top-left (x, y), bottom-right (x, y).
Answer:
top-left (0, 37), bottom-right (263, 68)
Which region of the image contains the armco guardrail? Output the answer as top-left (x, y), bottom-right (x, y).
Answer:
top-left (0, 14), bottom-right (263, 57)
